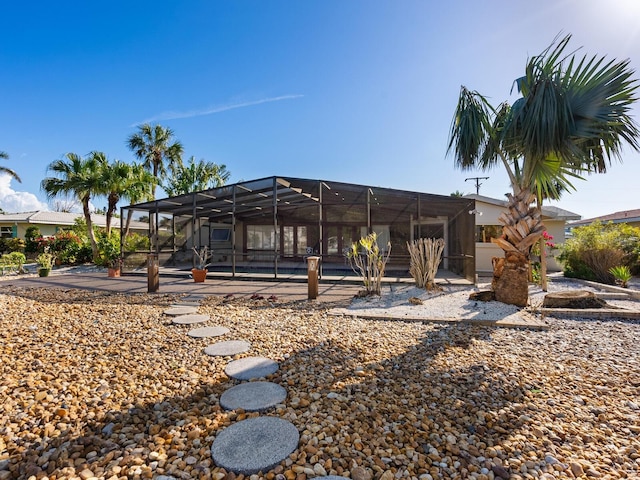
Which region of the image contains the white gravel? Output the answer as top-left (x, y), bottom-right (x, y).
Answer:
top-left (346, 276), bottom-right (640, 320)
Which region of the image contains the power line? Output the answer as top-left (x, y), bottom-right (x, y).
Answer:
top-left (465, 176), bottom-right (489, 195)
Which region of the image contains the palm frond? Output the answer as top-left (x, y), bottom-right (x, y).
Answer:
top-left (447, 86), bottom-right (498, 170)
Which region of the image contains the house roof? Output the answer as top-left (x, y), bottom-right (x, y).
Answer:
top-left (464, 194), bottom-right (581, 221)
top-left (0, 211), bottom-right (148, 230)
top-left (569, 208), bottom-right (640, 227)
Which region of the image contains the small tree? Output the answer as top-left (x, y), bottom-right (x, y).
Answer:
top-left (407, 237), bottom-right (445, 290)
top-left (346, 232), bottom-right (391, 296)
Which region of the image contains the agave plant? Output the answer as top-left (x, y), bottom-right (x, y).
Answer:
top-left (609, 265), bottom-right (632, 288)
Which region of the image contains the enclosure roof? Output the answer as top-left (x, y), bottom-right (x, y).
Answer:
top-left (125, 176), bottom-right (473, 222)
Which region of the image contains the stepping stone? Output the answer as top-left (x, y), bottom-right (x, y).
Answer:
top-left (204, 340), bottom-right (251, 356)
top-left (164, 306), bottom-right (198, 316)
top-left (172, 314), bottom-right (210, 325)
top-left (220, 381), bottom-right (287, 412)
top-left (183, 294), bottom-right (207, 301)
top-left (225, 356), bottom-right (279, 380)
top-left (171, 301), bottom-right (201, 307)
top-left (188, 326), bottom-right (230, 338)
top-left (210, 417), bottom-right (299, 475)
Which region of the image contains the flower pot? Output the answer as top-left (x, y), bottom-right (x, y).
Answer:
top-left (192, 268), bottom-right (207, 283)
top-left (38, 268), bottom-right (51, 277)
top-left (108, 267), bottom-right (121, 278)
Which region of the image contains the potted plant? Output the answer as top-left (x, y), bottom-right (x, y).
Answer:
top-left (192, 246), bottom-right (210, 282)
top-left (37, 252), bottom-right (55, 277)
top-left (98, 233), bottom-right (122, 277)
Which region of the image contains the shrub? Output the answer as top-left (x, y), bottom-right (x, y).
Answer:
top-left (24, 226), bottom-right (41, 255)
top-left (0, 252), bottom-right (27, 274)
top-left (3, 238), bottom-right (25, 253)
top-left (96, 231), bottom-right (121, 268)
top-left (346, 232), bottom-right (391, 296)
top-left (123, 232), bottom-right (150, 252)
top-left (559, 221), bottom-right (640, 284)
top-left (49, 231), bottom-right (83, 265)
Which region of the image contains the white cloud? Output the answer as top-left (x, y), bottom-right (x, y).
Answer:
top-left (133, 94), bottom-right (304, 126)
top-left (0, 174), bottom-right (49, 213)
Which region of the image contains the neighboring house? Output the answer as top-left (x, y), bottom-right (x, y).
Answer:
top-left (568, 208), bottom-right (640, 229)
top-left (465, 194), bottom-right (581, 274)
top-left (0, 211), bottom-right (149, 239)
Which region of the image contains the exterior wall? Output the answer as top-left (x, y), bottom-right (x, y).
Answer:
top-left (0, 222), bottom-right (61, 239)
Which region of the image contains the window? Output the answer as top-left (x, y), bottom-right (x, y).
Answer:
top-left (211, 227), bottom-right (231, 242)
top-left (476, 225), bottom-right (502, 243)
top-left (0, 226), bottom-right (14, 239)
top-left (247, 225), bottom-right (276, 250)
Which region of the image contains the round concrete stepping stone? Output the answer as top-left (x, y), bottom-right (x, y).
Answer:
top-left (225, 356), bottom-right (279, 380)
top-left (188, 326), bottom-right (230, 338)
top-left (210, 417), bottom-right (299, 475)
top-left (220, 381), bottom-right (287, 412)
top-left (172, 314), bottom-right (210, 325)
top-left (164, 306), bottom-right (198, 316)
top-left (204, 340), bottom-right (251, 356)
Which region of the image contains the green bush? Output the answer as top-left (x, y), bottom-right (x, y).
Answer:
top-left (123, 232), bottom-right (150, 252)
top-left (96, 231), bottom-right (122, 268)
top-left (24, 226), bottom-right (41, 255)
top-left (3, 238), bottom-right (25, 253)
top-left (0, 252), bottom-right (27, 273)
top-left (49, 231), bottom-right (83, 265)
top-left (559, 221), bottom-right (640, 284)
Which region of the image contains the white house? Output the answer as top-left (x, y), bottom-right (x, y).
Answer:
top-left (466, 194), bottom-right (581, 274)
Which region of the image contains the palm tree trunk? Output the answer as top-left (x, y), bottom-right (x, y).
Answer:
top-left (124, 209), bottom-right (133, 239)
top-left (82, 198), bottom-right (99, 261)
top-left (490, 187), bottom-right (545, 307)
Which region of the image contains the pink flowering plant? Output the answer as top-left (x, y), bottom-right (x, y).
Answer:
top-left (530, 231), bottom-right (557, 284)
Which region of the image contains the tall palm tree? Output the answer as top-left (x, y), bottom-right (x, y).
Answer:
top-left (41, 152), bottom-right (107, 260)
top-left (163, 156), bottom-right (231, 196)
top-left (0, 151), bottom-right (21, 182)
top-left (98, 158), bottom-right (130, 235)
top-left (448, 34), bottom-right (640, 306)
top-left (120, 163), bottom-right (157, 239)
top-left (126, 124), bottom-right (183, 197)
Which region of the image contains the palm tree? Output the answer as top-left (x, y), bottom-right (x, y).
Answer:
top-left (448, 34), bottom-right (640, 306)
top-left (0, 151), bottom-right (21, 182)
top-left (120, 163), bottom-right (157, 239)
top-left (41, 152), bottom-right (107, 260)
top-left (98, 158), bottom-right (130, 235)
top-left (163, 156), bottom-right (231, 196)
top-left (126, 124), bottom-right (183, 197)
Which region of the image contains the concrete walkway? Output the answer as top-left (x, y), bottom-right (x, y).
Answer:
top-left (3, 271), bottom-right (360, 305)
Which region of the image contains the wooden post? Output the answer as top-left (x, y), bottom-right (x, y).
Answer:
top-left (147, 254), bottom-right (159, 293)
top-left (306, 256), bottom-right (320, 299)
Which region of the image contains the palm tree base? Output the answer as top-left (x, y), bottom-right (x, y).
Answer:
top-left (492, 253), bottom-right (529, 307)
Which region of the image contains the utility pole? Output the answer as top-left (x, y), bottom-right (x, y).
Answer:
top-left (465, 176), bottom-right (489, 195)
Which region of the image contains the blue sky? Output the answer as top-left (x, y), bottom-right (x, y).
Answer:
top-left (2, 0), bottom-right (640, 219)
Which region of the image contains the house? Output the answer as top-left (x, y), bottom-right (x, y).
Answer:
top-left (465, 194), bottom-right (581, 274)
top-left (568, 208), bottom-right (640, 229)
top-left (124, 176), bottom-right (478, 282)
top-left (0, 211), bottom-right (148, 239)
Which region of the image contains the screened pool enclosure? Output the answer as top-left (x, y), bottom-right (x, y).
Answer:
top-left (121, 176), bottom-right (477, 281)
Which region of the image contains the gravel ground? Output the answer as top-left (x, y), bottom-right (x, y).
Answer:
top-left (1, 278), bottom-right (640, 480)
